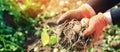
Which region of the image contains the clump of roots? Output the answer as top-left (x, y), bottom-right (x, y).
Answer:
top-left (58, 19), bottom-right (94, 51)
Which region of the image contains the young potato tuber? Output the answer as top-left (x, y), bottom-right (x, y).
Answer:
top-left (80, 18), bottom-right (89, 27)
top-left (73, 23), bottom-right (81, 33)
top-left (73, 18), bottom-right (89, 33)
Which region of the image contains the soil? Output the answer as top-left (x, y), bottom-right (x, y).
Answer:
top-left (24, 17), bottom-right (94, 52)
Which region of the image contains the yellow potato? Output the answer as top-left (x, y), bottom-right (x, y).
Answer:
top-left (80, 18), bottom-right (89, 27)
top-left (73, 24), bottom-right (81, 33)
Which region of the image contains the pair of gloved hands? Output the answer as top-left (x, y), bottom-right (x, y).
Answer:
top-left (57, 4), bottom-right (109, 48)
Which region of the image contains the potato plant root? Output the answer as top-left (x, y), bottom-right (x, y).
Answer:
top-left (56, 19), bottom-right (94, 51)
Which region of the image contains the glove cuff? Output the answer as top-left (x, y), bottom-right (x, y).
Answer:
top-left (78, 3), bottom-right (96, 18)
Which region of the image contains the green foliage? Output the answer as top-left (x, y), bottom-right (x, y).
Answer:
top-left (87, 24), bottom-right (120, 52)
top-left (41, 25), bottom-right (57, 46)
top-left (41, 25), bottom-right (50, 46)
top-left (34, 27), bottom-right (42, 35)
top-left (88, 46), bottom-right (94, 52)
top-left (0, 34), bottom-right (24, 52)
top-left (0, 0), bottom-right (54, 51)
top-left (0, 0), bottom-right (36, 51)
top-left (88, 24), bottom-right (120, 52)
top-left (50, 35), bottom-right (57, 45)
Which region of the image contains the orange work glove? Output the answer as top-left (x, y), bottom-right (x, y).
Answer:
top-left (57, 4), bottom-right (96, 24)
top-left (84, 13), bottom-right (108, 45)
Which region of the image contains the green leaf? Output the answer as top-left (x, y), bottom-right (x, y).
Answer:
top-left (117, 49), bottom-right (120, 52)
top-left (0, 44), bottom-right (3, 48)
top-left (41, 29), bottom-right (49, 46)
top-left (50, 35), bottom-right (57, 45)
top-left (107, 47), bottom-right (115, 52)
top-left (88, 46), bottom-right (94, 52)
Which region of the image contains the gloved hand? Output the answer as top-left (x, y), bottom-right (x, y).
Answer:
top-left (84, 13), bottom-right (108, 44)
top-left (57, 4), bottom-right (96, 24)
